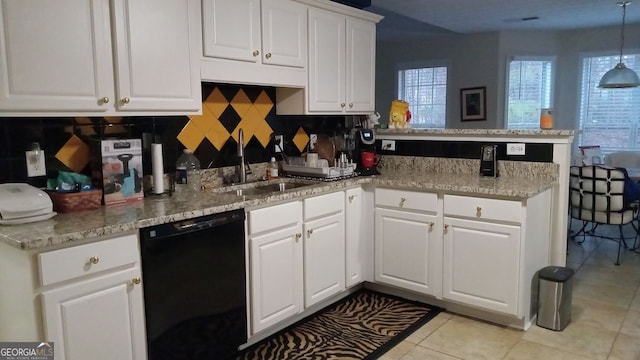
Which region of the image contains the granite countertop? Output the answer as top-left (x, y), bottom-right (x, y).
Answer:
top-left (376, 128), bottom-right (577, 137)
top-left (0, 172), bottom-right (556, 251)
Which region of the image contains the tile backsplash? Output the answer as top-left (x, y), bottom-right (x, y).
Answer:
top-left (0, 83), bottom-right (351, 187)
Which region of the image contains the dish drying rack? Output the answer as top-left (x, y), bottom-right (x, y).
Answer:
top-left (282, 163), bottom-right (357, 180)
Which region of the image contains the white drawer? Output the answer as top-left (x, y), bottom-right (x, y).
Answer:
top-left (248, 201), bottom-right (301, 234)
top-left (39, 234), bottom-right (139, 286)
top-left (304, 191), bottom-right (344, 221)
top-left (444, 195), bottom-right (522, 223)
top-left (375, 188), bottom-right (437, 212)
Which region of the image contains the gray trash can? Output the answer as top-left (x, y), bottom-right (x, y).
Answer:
top-left (536, 266), bottom-right (574, 331)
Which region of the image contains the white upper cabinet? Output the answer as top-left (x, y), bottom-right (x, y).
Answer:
top-left (111, 0), bottom-right (201, 113)
top-left (308, 7), bottom-right (345, 112)
top-left (202, 0), bottom-right (261, 62)
top-left (0, 0), bottom-right (112, 113)
top-left (276, 0), bottom-right (382, 115)
top-left (201, 0), bottom-right (307, 87)
top-left (0, 0), bottom-right (201, 116)
top-left (261, 0), bottom-right (306, 68)
top-left (345, 17), bottom-right (376, 113)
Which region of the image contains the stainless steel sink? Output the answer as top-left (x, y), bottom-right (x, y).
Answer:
top-left (217, 181), bottom-right (314, 196)
top-left (254, 182), bottom-right (312, 192)
top-left (221, 187), bottom-right (267, 196)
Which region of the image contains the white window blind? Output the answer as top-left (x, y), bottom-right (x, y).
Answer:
top-left (506, 58), bottom-right (554, 129)
top-left (578, 54), bottom-right (640, 154)
top-left (397, 66), bottom-right (447, 128)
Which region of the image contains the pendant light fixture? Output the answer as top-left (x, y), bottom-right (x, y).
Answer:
top-left (598, 1), bottom-right (640, 88)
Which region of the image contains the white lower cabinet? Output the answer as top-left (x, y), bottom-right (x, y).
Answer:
top-left (374, 188), bottom-right (552, 325)
top-left (345, 187), bottom-right (363, 287)
top-left (38, 234), bottom-right (146, 360)
top-left (303, 191), bottom-right (345, 307)
top-left (248, 189), bottom-right (355, 335)
top-left (442, 217), bottom-right (520, 315)
top-left (248, 201), bottom-right (303, 334)
top-left (374, 189), bottom-right (441, 297)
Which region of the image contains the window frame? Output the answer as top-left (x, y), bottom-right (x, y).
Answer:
top-left (504, 55), bottom-right (556, 130)
top-left (395, 60), bottom-right (450, 129)
top-left (576, 49), bottom-right (640, 155)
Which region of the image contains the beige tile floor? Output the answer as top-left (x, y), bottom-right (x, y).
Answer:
top-left (381, 222), bottom-right (640, 360)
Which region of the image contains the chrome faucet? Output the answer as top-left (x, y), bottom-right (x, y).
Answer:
top-left (236, 128), bottom-right (252, 183)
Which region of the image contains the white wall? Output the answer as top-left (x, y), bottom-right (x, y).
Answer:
top-left (376, 23), bottom-right (640, 130)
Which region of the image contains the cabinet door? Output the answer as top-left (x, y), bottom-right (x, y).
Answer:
top-left (443, 217), bottom-right (520, 315)
top-left (345, 17), bottom-right (376, 113)
top-left (250, 225), bottom-right (303, 334)
top-left (308, 8), bottom-right (345, 112)
top-left (261, 0), bottom-right (306, 68)
top-left (304, 212), bottom-right (345, 307)
top-left (111, 0), bottom-right (201, 111)
top-left (0, 0), bottom-right (113, 112)
top-left (41, 267), bottom-right (146, 360)
top-left (375, 207), bottom-right (440, 296)
top-left (202, 0), bottom-right (260, 63)
top-left (345, 187), bottom-right (363, 287)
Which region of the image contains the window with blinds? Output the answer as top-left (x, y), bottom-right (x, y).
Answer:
top-left (578, 54), bottom-right (640, 154)
top-left (506, 58), bottom-right (554, 129)
top-left (397, 66), bottom-right (447, 128)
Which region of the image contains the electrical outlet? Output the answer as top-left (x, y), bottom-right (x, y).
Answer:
top-left (26, 150), bottom-right (46, 177)
top-left (274, 135), bottom-right (283, 153)
top-left (309, 134), bottom-right (318, 150)
top-left (381, 140), bottom-right (396, 151)
top-left (507, 143), bottom-right (526, 155)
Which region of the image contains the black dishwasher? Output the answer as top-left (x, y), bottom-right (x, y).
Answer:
top-left (140, 209), bottom-right (246, 360)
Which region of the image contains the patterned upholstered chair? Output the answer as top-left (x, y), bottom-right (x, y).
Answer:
top-left (569, 165), bottom-right (639, 265)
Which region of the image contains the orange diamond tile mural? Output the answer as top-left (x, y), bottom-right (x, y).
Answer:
top-left (293, 127), bottom-right (310, 153)
top-left (182, 86), bottom-right (274, 151)
top-left (56, 134), bottom-right (90, 173)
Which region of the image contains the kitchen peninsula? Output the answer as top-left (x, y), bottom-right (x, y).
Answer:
top-left (0, 129), bottom-right (575, 360)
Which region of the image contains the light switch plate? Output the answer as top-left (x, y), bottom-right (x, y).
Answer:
top-left (381, 140), bottom-right (396, 151)
top-left (507, 143), bottom-right (526, 155)
top-left (309, 134), bottom-right (317, 150)
top-left (26, 150), bottom-right (46, 177)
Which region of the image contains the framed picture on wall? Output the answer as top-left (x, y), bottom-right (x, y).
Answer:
top-left (460, 86), bottom-right (486, 121)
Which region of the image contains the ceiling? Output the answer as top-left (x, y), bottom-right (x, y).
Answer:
top-left (367, 0), bottom-right (640, 35)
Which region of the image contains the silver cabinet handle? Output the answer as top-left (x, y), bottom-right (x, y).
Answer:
top-left (348, 195), bottom-right (355, 203)
top-left (349, 103), bottom-right (353, 108)
top-left (88, 256), bottom-right (100, 265)
top-left (340, 103), bottom-right (346, 108)
top-left (121, 97), bottom-right (130, 104)
top-left (131, 277), bottom-right (141, 285)
top-left (265, 52), bottom-right (272, 59)
top-left (399, 198), bottom-right (406, 207)
top-left (295, 233), bottom-right (301, 242)
top-left (253, 50), bottom-right (260, 57)
top-left (476, 206), bottom-right (482, 217)
top-left (444, 224), bottom-right (449, 230)
top-left (307, 228), bottom-right (313, 237)
top-left (100, 97), bottom-right (109, 104)
top-left (428, 222), bottom-right (434, 229)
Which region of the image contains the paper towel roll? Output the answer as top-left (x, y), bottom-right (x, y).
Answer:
top-left (151, 143), bottom-right (164, 194)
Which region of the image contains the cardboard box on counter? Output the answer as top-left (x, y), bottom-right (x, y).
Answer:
top-left (90, 139), bottom-right (144, 206)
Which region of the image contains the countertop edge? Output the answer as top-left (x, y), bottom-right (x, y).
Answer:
top-left (1, 175), bottom-right (556, 251)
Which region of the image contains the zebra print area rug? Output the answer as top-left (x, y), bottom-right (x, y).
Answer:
top-left (236, 290), bottom-right (442, 360)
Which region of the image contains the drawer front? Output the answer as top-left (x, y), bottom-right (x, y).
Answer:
top-left (249, 201), bottom-right (302, 234)
top-left (444, 195), bottom-right (522, 223)
top-left (375, 188), bottom-right (437, 212)
top-left (304, 191), bottom-right (344, 221)
top-left (39, 234), bottom-right (139, 286)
